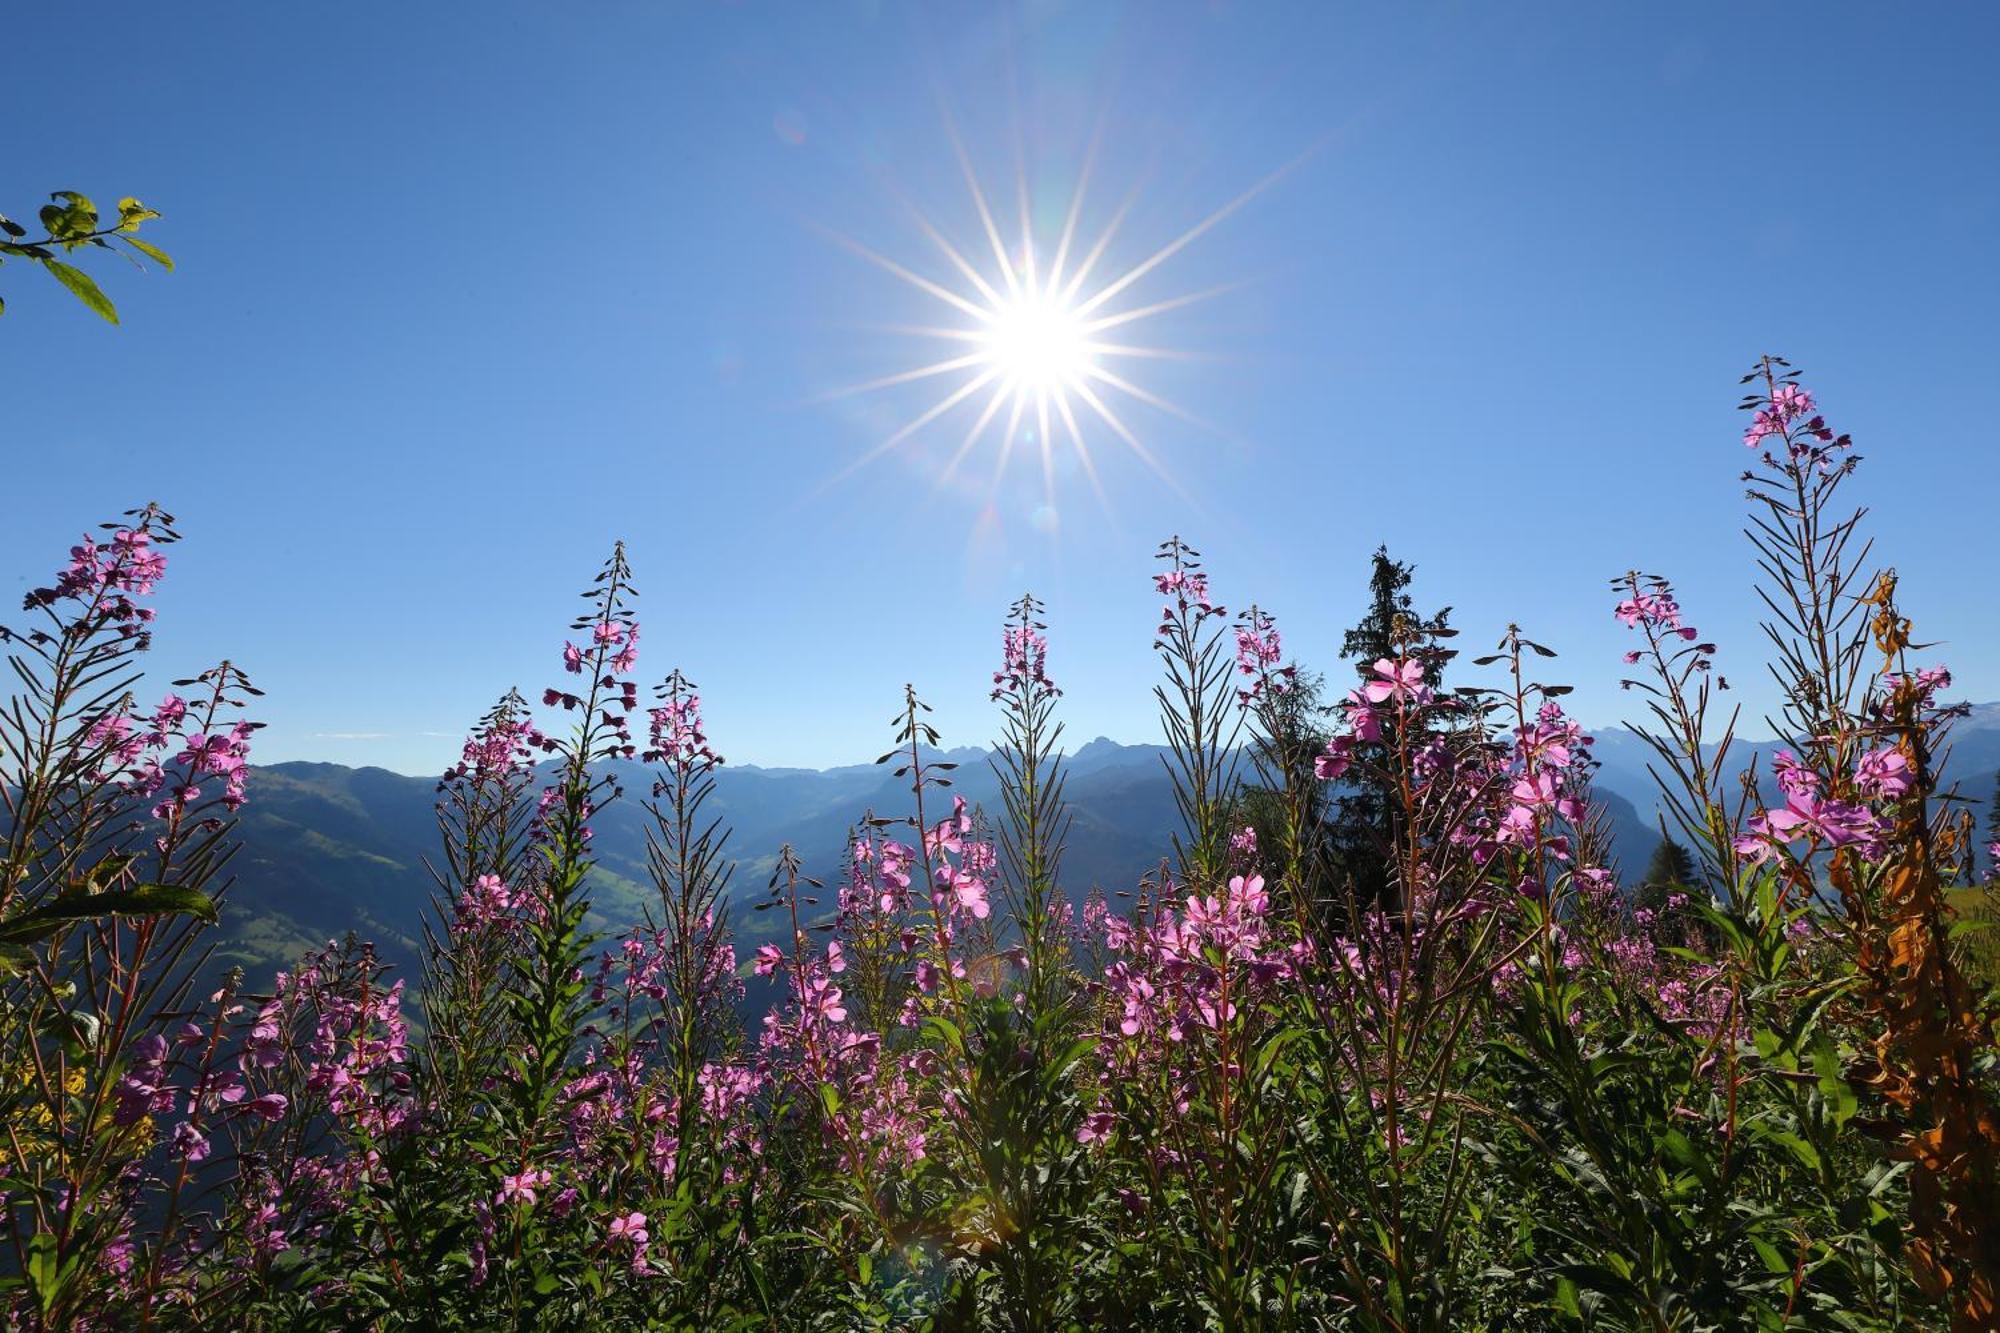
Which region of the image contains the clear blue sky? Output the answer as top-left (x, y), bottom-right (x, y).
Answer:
top-left (6, 3), bottom-right (1996, 774)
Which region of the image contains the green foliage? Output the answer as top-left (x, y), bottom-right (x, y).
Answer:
top-left (1484, 885), bottom-right (1917, 1329)
top-left (1, 191), bottom-right (173, 323)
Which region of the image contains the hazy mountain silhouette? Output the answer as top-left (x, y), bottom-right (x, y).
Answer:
top-left (205, 709), bottom-right (2000, 988)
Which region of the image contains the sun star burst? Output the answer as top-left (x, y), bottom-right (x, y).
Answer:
top-left (818, 126), bottom-right (1298, 515)
top-left (980, 278), bottom-right (1096, 402)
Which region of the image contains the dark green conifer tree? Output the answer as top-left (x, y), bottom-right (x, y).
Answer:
top-left (1328, 546), bottom-right (1453, 920)
top-left (1633, 835), bottom-right (1698, 917)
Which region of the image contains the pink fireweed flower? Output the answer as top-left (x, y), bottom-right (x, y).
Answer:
top-left (938, 863), bottom-right (992, 920)
top-left (610, 622), bottom-right (641, 675)
top-left (1233, 608), bottom-right (1293, 703)
top-left (1363, 658), bottom-right (1432, 708)
top-left (1516, 701), bottom-right (1589, 771)
top-left (1315, 736), bottom-right (1355, 781)
top-left (562, 642), bottom-right (584, 674)
top-left (1117, 975), bottom-right (1157, 1037)
top-left (1853, 746), bottom-right (1914, 802)
top-left (802, 975), bottom-right (847, 1025)
top-left (646, 685), bottom-right (720, 766)
top-left (1772, 750), bottom-right (1818, 802)
top-left (153, 693), bottom-right (188, 732)
top-left (993, 621), bottom-right (1060, 699)
top-left (1883, 665), bottom-right (1953, 708)
top-left (924, 795), bottom-right (974, 860)
top-left (30, 523), bottom-right (170, 625)
top-left (1744, 383), bottom-right (1817, 448)
top-left (1510, 771), bottom-right (1562, 811)
top-left (1152, 546), bottom-right (1223, 634)
top-left (1614, 590), bottom-right (1683, 631)
top-left (1153, 569), bottom-right (1214, 609)
top-left (445, 705), bottom-right (542, 785)
top-left (1182, 873), bottom-right (1272, 962)
top-left (1735, 752), bottom-right (1890, 863)
top-left (496, 1168), bottom-right (553, 1208)
top-left (172, 722), bottom-right (255, 810)
top-left (85, 711), bottom-right (145, 769)
top-left (752, 944), bottom-right (784, 977)
top-left (1344, 690), bottom-right (1384, 742)
top-left (697, 1061), bottom-right (762, 1123)
top-left (172, 1121), bottom-right (211, 1163)
top-left (458, 873), bottom-right (515, 929)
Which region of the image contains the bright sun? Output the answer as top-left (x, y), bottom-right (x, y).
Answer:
top-left (979, 284), bottom-right (1096, 399)
top-left (820, 124), bottom-right (1300, 513)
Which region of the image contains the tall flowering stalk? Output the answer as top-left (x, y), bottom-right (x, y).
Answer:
top-left (637, 669), bottom-right (741, 1174)
top-left (1735, 356), bottom-right (2000, 1323)
top-left (482, 541), bottom-right (640, 1318)
top-left (1613, 571), bottom-right (1747, 897)
top-left (418, 690), bottom-right (542, 1121)
top-left (1237, 604), bottom-right (1328, 916)
top-left (880, 683), bottom-right (980, 1023)
top-left (755, 846), bottom-right (903, 1257)
top-left (988, 594), bottom-right (1072, 1015)
top-left (0, 510), bottom-right (265, 1327)
top-left (1152, 537), bottom-right (1244, 891)
top-left (1735, 365), bottom-right (2000, 1318)
top-left (1741, 357), bottom-right (1875, 783)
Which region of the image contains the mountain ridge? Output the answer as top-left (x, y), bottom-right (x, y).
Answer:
top-left (210, 708), bottom-right (2000, 987)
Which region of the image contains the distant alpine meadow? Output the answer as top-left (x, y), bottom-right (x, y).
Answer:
top-left (5, 362), bottom-right (2000, 1329)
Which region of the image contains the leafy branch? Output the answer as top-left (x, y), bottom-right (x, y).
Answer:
top-left (1, 190), bottom-right (173, 323)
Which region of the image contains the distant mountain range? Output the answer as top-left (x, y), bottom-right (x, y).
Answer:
top-left (205, 708), bottom-right (2000, 988)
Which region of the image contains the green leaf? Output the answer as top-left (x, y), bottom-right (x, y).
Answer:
top-left (115, 197), bottom-right (160, 231)
top-left (43, 260), bottom-right (118, 324)
top-left (81, 854), bottom-right (137, 891)
top-left (0, 882), bottom-right (218, 946)
top-left (122, 236), bottom-right (173, 271)
top-left (39, 1005), bottom-right (102, 1060)
top-left (24, 1233), bottom-right (59, 1315)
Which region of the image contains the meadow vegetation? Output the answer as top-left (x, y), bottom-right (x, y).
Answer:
top-left (2, 361), bottom-right (1997, 1330)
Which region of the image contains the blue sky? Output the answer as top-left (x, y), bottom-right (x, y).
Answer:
top-left (6, 3), bottom-right (1997, 774)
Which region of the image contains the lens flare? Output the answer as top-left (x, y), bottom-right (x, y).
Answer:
top-left (817, 121), bottom-right (1304, 515)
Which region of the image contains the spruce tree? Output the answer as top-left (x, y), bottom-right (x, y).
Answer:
top-left (1328, 546), bottom-right (1453, 921)
top-left (1634, 835), bottom-right (1698, 916)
